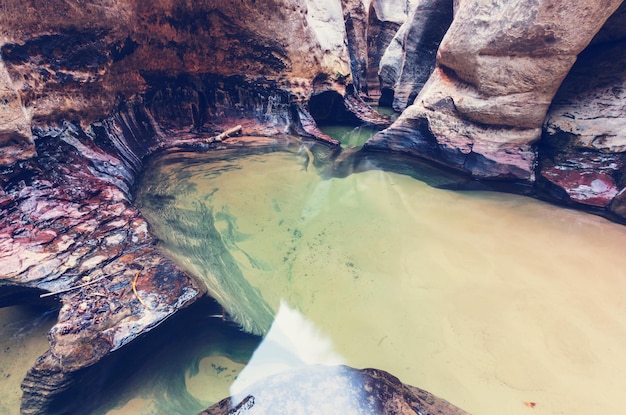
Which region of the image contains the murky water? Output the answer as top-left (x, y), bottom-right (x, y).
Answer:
top-left (0, 303), bottom-right (58, 415)
top-left (318, 124), bottom-right (382, 148)
top-left (133, 142), bottom-right (626, 415)
top-left (4, 136), bottom-right (626, 415)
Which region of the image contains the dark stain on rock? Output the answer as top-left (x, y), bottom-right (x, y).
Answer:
top-left (1, 29), bottom-right (110, 72)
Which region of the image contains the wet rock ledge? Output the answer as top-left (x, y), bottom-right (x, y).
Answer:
top-left (201, 366), bottom-right (470, 415)
top-left (1, 116), bottom-right (207, 414)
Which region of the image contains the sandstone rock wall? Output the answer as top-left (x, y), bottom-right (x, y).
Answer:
top-left (3, 0), bottom-right (626, 413)
top-left (367, 0), bottom-right (623, 183)
top-left (539, 1), bottom-right (626, 214)
top-left (366, 0), bottom-right (420, 98)
top-left (378, 0), bottom-right (453, 111)
top-left (0, 0), bottom-right (361, 135)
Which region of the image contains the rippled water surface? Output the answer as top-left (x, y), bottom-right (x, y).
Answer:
top-left (132, 141), bottom-right (626, 415)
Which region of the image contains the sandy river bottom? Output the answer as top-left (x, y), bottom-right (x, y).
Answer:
top-left (3, 142), bottom-right (626, 415)
top-left (134, 147), bottom-right (626, 415)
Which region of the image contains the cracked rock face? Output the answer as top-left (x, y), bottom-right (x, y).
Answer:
top-left (0, 120), bottom-right (204, 414)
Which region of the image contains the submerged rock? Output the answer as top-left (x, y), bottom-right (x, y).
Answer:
top-left (200, 365), bottom-right (470, 415)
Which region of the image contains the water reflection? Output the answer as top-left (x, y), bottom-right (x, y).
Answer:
top-left (231, 300), bottom-right (344, 398)
top-left (318, 124), bottom-right (382, 148)
top-left (136, 143), bottom-right (626, 415)
top-left (51, 297), bottom-right (260, 415)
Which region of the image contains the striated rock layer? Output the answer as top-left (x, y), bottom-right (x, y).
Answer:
top-left (1, 113), bottom-right (206, 414)
top-left (539, 2), bottom-right (626, 216)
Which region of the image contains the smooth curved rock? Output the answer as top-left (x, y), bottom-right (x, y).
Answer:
top-left (368, 0), bottom-right (623, 180)
top-left (200, 365), bottom-right (470, 415)
top-left (378, 0), bottom-right (453, 111)
top-left (366, 0), bottom-right (419, 99)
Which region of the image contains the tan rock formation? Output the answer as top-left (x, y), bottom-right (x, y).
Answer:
top-left (368, 0), bottom-right (623, 180)
top-left (378, 0), bottom-right (453, 111)
top-left (0, 60), bottom-right (34, 166)
top-left (0, 0), bottom-right (359, 133)
top-left (366, 0), bottom-right (420, 98)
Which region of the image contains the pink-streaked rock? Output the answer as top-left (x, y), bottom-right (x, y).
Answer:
top-left (0, 120), bottom-right (205, 415)
top-left (540, 168), bottom-right (619, 207)
top-left (540, 8), bottom-right (626, 216)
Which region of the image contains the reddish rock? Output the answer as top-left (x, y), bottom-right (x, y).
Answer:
top-left (540, 168), bottom-right (619, 207)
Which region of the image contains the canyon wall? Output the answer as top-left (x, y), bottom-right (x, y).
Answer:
top-left (1, 0), bottom-right (626, 413)
top-left (367, 0), bottom-right (624, 182)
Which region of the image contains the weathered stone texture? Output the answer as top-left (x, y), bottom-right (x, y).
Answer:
top-left (378, 0), bottom-right (453, 111)
top-left (0, 0), bottom-right (357, 134)
top-left (0, 117), bottom-right (204, 414)
top-left (368, 0), bottom-right (623, 180)
top-left (540, 37), bottom-right (626, 211)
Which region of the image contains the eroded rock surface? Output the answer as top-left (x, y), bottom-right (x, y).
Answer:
top-left (0, 119), bottom-right (205, 414)
top-left (541, 35), bottom-right (626, 212)
top-left (364, 0), bottom-right (421, 100)
top-left (200, 365), bottom-right (470, 415)
top-left (378, 0), bottom-right (453, 111)
top-left (368, 0), bottom-right (623, 181)
top-left (0, 0), bottom-right (365, 133)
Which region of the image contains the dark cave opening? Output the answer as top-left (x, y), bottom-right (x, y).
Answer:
top-left (308, 91), bottom-right (362, 126)
top-left (378, 87), bottom-right (394, 108)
